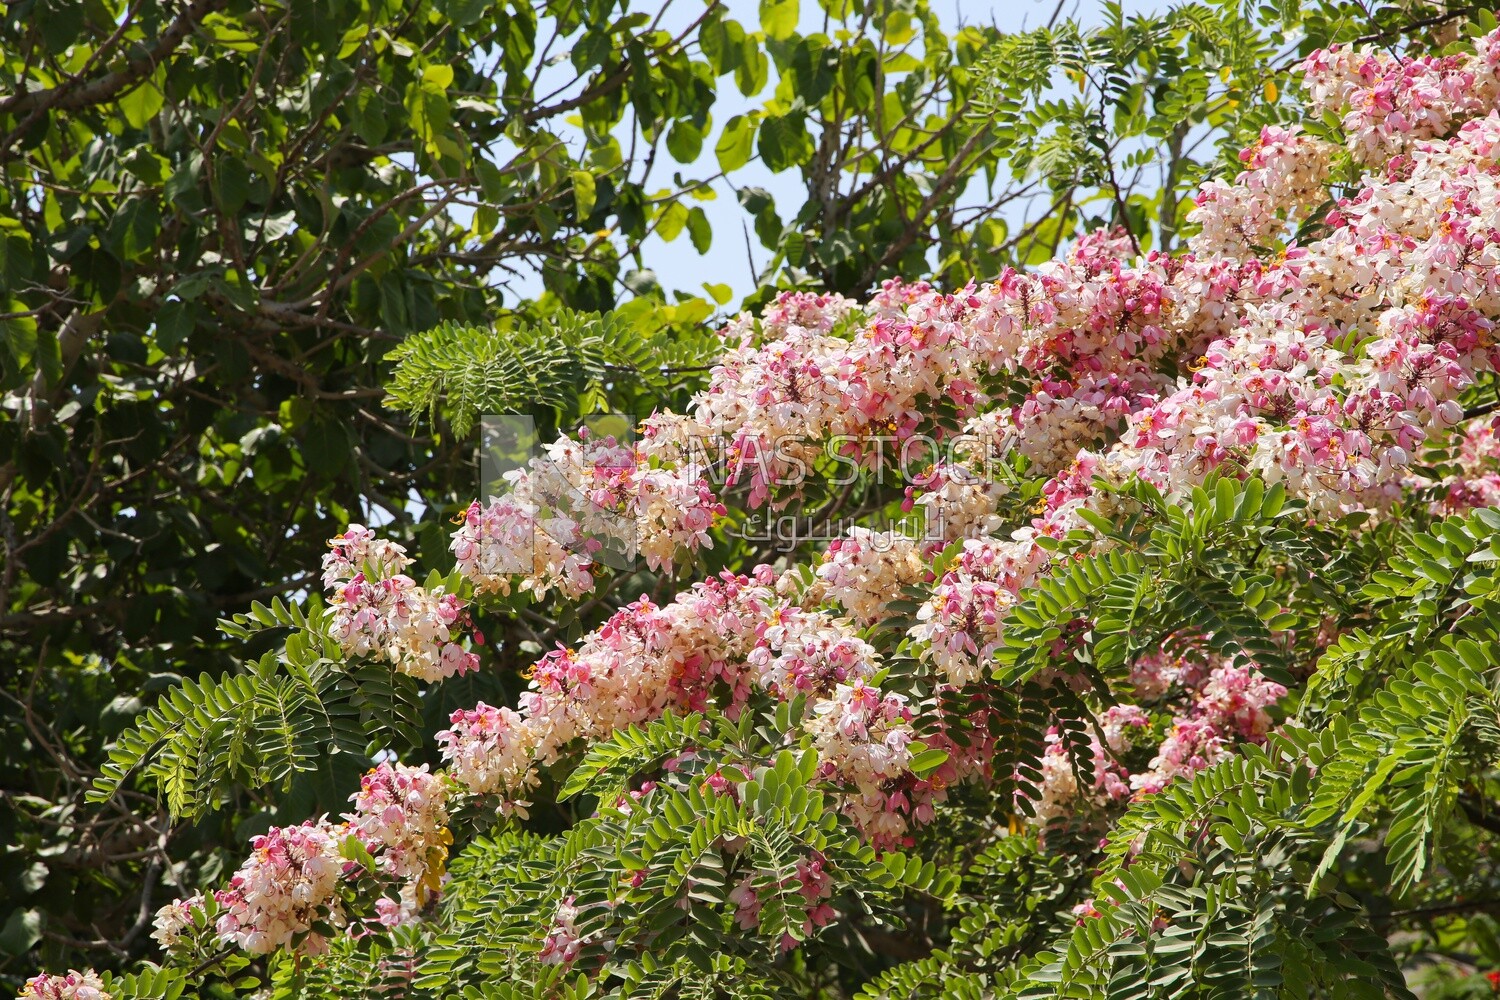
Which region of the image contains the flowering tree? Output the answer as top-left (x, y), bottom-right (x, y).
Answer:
top-left (26, 4), bottom-right (1500, 1000)
top-left (3, 0), bottom-right (1214, 967)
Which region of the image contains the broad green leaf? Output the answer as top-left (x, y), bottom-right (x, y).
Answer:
top-left (119, 80), bottom-right (164, 129)
top-left (760, 0), bottom-right (799, 41)
top-left (716, 114), bottom-right (757, 171)
top-left (687, 206), bottom-right (712, 253)
top-left (658, 201), bottom-right (689, 242)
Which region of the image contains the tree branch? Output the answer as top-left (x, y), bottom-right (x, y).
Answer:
top-left (0, 0), bottom-right (229, 129)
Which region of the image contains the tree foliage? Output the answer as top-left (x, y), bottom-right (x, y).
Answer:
top-left (11, 0), bottom-right (1500, 998)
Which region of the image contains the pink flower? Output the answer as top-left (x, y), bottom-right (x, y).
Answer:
top-left (21, 972), bottom-right (110, 1000)
top-left (214, 820), bottom-right (349, 955)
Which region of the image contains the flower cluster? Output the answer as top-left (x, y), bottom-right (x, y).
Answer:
top-left (805, 681), bottom-right (926, 846)
top-left (451, 431), bottom-right (724, 598)
top-left (537, 897), bottom-right (585, 966)
top-left (905, 461), bottom-right (1008, 544)
top-left (20, 972), bottom-right (110, 1000)
top-left (1189, 126), bottom-right (1333, 256)
top-left (1129, 661), bottom-right (1287, 795)
top-left (1435, 415), bottom-right (1500, 512)
top-left (1029, 727), bottom-right (1133, 827)
top-left (1303, 31), bottom-right (1500, 163)
top-left (206, 761), bottom-right (456, 955)
top-left (759, 291), bottom-right (862, 341)
top-left (814, 527), bottom-right (929, 624)
top-left (324, 526), bottom-right (479, 682)
top-left (751, 605), bottom-right (881, 697)
top-left (911, 534), bottom-right (1048, 687)
top-left (150, 894), bottom-right (204, 951)
top-left (214, 819), bottom-right (349, 956)
top-left (450, 493), bottom-right (596, 602)
top-left (346, 762), bottom-right (451, 891)
top-left (438, 569), bottom-right (773, 810)
top-left (1025, 657), bottom-right (1287, 821)
top-left (435, 702), bottom-right (541, 812)
top-left (436, 562), bottom-right (938, 844)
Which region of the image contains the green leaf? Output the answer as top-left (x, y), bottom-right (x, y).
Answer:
top-left (421, 63), bottom-right (455, 91)
top-left (687, 206), bottom-right (712, 254)
top-left (214, 157), bottom-right (251, 215)
top-left (657, 201), bottom-right (689, 242)
top-left (909, 747), bottom-right (949, 778)
top-left (0, 909), bottom-right (42, 957)
top-left (758, 113), bottom-right (814, 171)
top-left (572, 170), bottom-right (597, 221)
top-left (1, 298), bottom-right (37, 366)
top-left (440, 0), bottom-right (488, 25)
top-left (735, 35), bottom-right (769, 94)
top-left (759, 0), bottom-right (799, 41)
top-left (666, 120), bottom-right (703, 163)
top-left (156, 300), bottom-right (196, 352)
top-left (716, 114), bottom-right (757, 171)
top-left (119, 80), bottom-right (164, 129)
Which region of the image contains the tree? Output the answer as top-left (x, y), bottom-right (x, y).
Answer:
top-left (0, 0), bottom-right (1068, 973)
top-left (17, 0), bottom-right (1500, 998)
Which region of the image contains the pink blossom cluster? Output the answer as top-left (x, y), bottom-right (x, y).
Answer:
top-left (450, 431), bottom-right (724, 599)
top-left (717, 290), bottom-right (861, 349)
top-left (1303, 31), bottom-right (1500, 163)
top-left (1029, 726), bottom-right (1133, 827)
top-left (805, 681), bottom-right (950, 847)
top-left (437, 567), bottom-right (933, 843)
top-left (1026, 659), bottom-right (1286, 819)
top-left (682, 229), bottom-right (1233, 509)
top-left (214, 819), bottom-right (349, 955)
top-left (19, 972), bottom-right (110, 1000)
top-left (751, 605), bottom-right (881, 697)
top-left (537, 896), bottom-right (585, 965)
top-left (150, 893), bottom-right (204, 950)
top-left (1129, 656), bottom-right (1286, 796)
top-left (320, 523), bottom-right (412, 586)
top-left (1126, 662), bottom-right (1287, 795)
top-left (1027, 706), bottom-right (1149, 826)
top-left (434, 701), bottom-right (541, 811)
top-left (374, 885), bottom-right (428, 929)
top-left (450, 494), bottom-right (596, 602)
top-left (438, 568), bottom-right (778, 811)
top-left (1435, 415), bottom-right (1500, 511)
top-left (1189, 126), bottom-right (1334, 257)
top-left (904, 462), bottom-right (1007, 544)
top-left (911, 534), bottom-right (1050, 686)
top-left (210, 762), bottom-right (456, 955)
top-left (758, 290), bottom-right (862, 340)
top-left (996, 367), bottom-right (1165, 477)
top-left (346, 762), bottom-right (450, 888)
top-left (323, 526), bottom-right (479, 682)
top-left (814, 527), bottom-right (928, 624)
